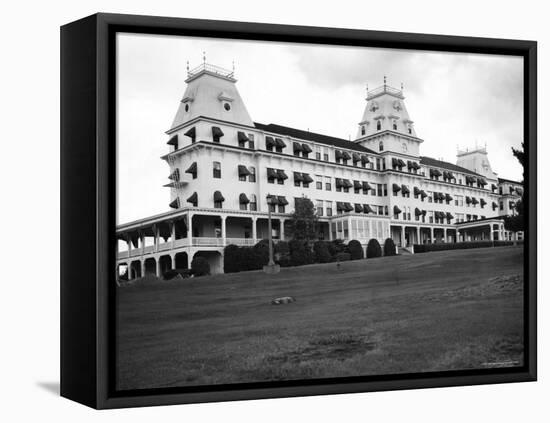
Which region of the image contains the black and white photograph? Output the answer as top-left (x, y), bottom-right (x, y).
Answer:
top-left (114, 32), bottom-right (527, 391)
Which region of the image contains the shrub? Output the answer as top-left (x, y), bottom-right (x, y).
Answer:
top-left (328, 239), bottom-right (346, 256)
top-left (163, 268), bottom-right (192, 280)
top-left (223, 244), bottom-right (241, 273)
top-left (413, 240), bottom-right (514, 253)
top-left (289, 239), bottom-right (314, 266)
top-left (334, 252), bottom-right (351, 262)
top-left (191, 256), bottom-right (210, 276)
top-left (347, 240), bottom-right (364, 260)
top-left (277, 255), bottom-right (293, 268)
top-left (383, 238), bottom-right (396, 256)
top-left (275, 240), bottom-right (290, 256)
top-left (313, 240), bottom-right (332, 263)
top-left (366, 238), bottom-right (382, 258)
top-left (253, 239), bottom-right (271, 267)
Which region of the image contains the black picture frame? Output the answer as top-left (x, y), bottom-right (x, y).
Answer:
top-left (60, 13), bottom-right (537, 409)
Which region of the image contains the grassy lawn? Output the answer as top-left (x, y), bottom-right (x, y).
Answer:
top-left (116, 246), bottom-right (524, 391)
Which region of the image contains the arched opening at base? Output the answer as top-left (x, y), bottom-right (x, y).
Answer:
top-left (129, 260), bottom-right (142, 280)
top-left (159, 255), bottom-right (172, 277)
top-left (192, 250), bottom-right (223, 274)
top-left (144, 257), bottom-right (157, 276)
top-left (174, 252), bottom-right (188, 270)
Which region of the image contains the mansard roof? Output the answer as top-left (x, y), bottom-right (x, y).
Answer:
top-left (254, 122), bottom-right (378, 155)
top-left (420, 156), bottom-right (483, 177)
top-left (497, 177), bottom-right (522, 185)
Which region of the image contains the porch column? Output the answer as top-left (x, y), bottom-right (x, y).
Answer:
top-left (280, 219), bottom-right (286, 241)
top-left (140, 231), bottom-right (145, 256)
top-left (170, 221), bottom-right (176, 249)
top-left (401, 226), bottom-right (405, 247)
top-left (416, 227), bottom-right (420, 245)
top-left (140, 259), bottom-right (145, 278)
top-left (153, 224), bottom-right (159, 252)
top-left (252, 217), bottom-right (257, 242)
top-left (126, 236), bottom-right (132, 258)
top-left (430, 227), bottom-right (434, 243)
top-left (188, 213), bottom-right (194, 246)
top-left (155, 258), bottom-right (161, 277)
top-left (221, 216), bottom-right (227, 246)
top-left (444, 228), bottom-right (448, 243)
top-left (328, 222), bottom-right (333, 241)
top-left (489, 224), bottom-right (494, 241)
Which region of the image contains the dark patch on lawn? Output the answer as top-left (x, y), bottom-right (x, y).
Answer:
top-left (265, 334), bottom-right (376, 365)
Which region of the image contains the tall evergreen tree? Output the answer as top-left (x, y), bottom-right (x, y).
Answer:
top-left (504, 143), bottom-right (525, 233)
top-left (287, 197), bottom-right (318, 242)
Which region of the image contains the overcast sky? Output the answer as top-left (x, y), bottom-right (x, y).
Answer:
top-left (117, 33), bottom-right (524, 224)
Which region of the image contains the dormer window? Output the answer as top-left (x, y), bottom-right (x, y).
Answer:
top-left (223, 102), bottom-right (231, 111)
top-left (379, 141), bottom-right (384, 152)
top-left (393, 122), bottom-right (397, 130)
top-left (408, 127), bottom-right (412, 134)
top-left (361, 125), bottom-right (366, 136)
top-left (377, 121), bottom-right (382, 131)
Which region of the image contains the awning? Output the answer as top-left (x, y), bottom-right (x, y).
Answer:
top-left (363, 204), bottom-right (374, 214)
top-left (168, 168), bottom-right (180, 181)
top-left (342, 151), bottom-right (352, 160)
top-left (352, 153), bottom-right (361, 163)
top-left (465, 175), bottom-right (475, 184)
top-left (361, 155), bottom-right (370, 164)
top-left (413, 187), bottom-right (421, 196)
top-left (420, 190), bottom-right (428, 199)
top-left (354, 204), bottom-right (363, 213)
top-left (278, 196), bottom-right (289, 206)
top-left (237, 131), bottom-right (250, 143)
top-left (336, 202), bottom-right (344, 211)
top-left (169, 198), bottom-right (180, 209)
top-left (477, 177), bottom-right (487, 185)
top-left (212, 126), bottom-right (224, 139)
top-left (397, 159), bottom-right (406, 167)
top-left (421, 210), bottom-right (427, 216)
top-left (293, 171), bottom-right (304, 182)
top-left (413, 162), bottom-right (421, 170)
top-left (415, 207), bottom-right (422, 216)
top-left (167, 135), bottom-right (178, 147)
top-left (392, 183), bottom-right (401, 192)
top-left (516, 187), bottom-right (523, 195)
top-left (302, 173), bottom-right (314, 183)
top-left (335, 150), bottom-right (343, 160)
top-left (238, 165), bottom-right (251, 176)
top-left (344, 202), bottom-right (354, 212)
top-left (301, 143), bottom-right (312, 153)
top-left (274, 138), bottom-right (286, 148)
top-left (213, 191), bottom-right (225, 202)
top-left (265, 136), bottom-right (276, 148)
top-left (353, 180), bottom-right (362, 189)
top-left (446, 212), bottom-right (454, 220)
top-left (343, 179), bottom-right (353, 188)
top-left (335, 178), bottom-right (343, 188)
top-left (465, 196), bottom-right (472, 204)
top-left (362, 181), bottom-right (372, 191)
top-left (392, 158), bottom-right (398, 167)
top-left (393, 205), bottom-right (402, 214)
top-left (431, 168), bottom-right (442, 177)
top-left (239, 193), bottom-right (250, 204)
top-left (407, 160), bottom-right (413, 169)
top-left (293, 142), bottom-right (303, 152)
top-left (276, 169), bottom-right (288, 180)
top-left (480, 198), bottom-right (487, 206)
top-left (187, 192), bottom-right (197, 204)
top-left (185, 162), bottom-right (197, 174)
top-left (267, 168), bottom-right (278, 178)
top-left (184, 127), bottom-right (196, 139)
top-left (401, 185), bottom-right (410, 194)
top-left (266, 195), bottom-right (278, 205)
top-left (492, 201), bottom-right (498, 210)
top-left (491, 183), bottom-right (498, 191)
top-left (471, 197), bottom-right (479, 205)
top-left (445, 193), bottom-right (453, 202)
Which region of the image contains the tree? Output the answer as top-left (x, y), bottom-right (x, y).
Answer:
top-left (289, 239), bottom-right (314, 266)
top-left (505, 143), bottom-right (525, 233)
top-left (191, 256), bottom-right (210, 276)
top-left (366, 239), bottom-right (382, 258)
top-left (223, 244), bottom-right (241, 273)
top-left (347, 240), bottom-right (364, 260)
top-left (287, 197), bottom-right (318, 242)
top-left (384, 238), bottom-right (396, 256)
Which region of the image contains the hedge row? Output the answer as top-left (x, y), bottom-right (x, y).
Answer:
top-left (224, 238), bottom-right (391, 273)
top-left (413, 240), bottom-right (514, 253)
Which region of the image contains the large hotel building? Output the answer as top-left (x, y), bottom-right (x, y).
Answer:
top-left (117, 62), bottom-right (523, 277)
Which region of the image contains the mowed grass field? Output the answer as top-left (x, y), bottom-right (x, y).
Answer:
top-left (116, 246), bottom-right (524, 390)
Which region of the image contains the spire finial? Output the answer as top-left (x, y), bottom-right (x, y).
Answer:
top-left (384, 75), bottom-right (387, 86)
top-left (202, 51), bottom-right (206, 64)
top-left (366, 83), bottom-right (369, 96)
top-left (186, 60), bottom-right (189, 72)
top-left (401, 82), bottom-right (404, 91)
top-left (232, 60), bottom-right (235, 73)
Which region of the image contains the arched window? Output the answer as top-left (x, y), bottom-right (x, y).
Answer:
top-left (248, 166), bottom-right (256, 182)
top-left (361, 125), bottom-right (366, 136)
top-left (377, 121), bottom-right (382, 131)
top-left (393, 122), bottom-right (397, 130)
top-left (249, 194), bottom-right (257, 211)
top-left (379, 141), bottom-right (384, 152)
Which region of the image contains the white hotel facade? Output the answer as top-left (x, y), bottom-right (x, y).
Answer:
top-left (117, 62), bottom-right (523, 277)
